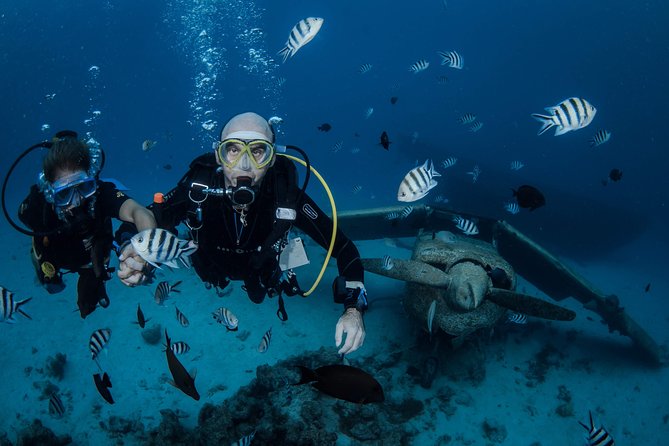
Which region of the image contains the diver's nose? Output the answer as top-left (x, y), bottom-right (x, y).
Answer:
top-left (238, 153), bottom-right (252, 171)
top-left (69, 191), bottom-right (83, 208)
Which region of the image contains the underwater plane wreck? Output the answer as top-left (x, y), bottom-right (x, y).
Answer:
top-left (338, 205), bottom-right (666, 366)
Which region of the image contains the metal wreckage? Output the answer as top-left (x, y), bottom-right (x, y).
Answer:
top-left (337, 204), bottom-right (667, 366)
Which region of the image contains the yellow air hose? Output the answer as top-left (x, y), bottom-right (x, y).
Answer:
top-left (277, 153), bottom-right (337, 296)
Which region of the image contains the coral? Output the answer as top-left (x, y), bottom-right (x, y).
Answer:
top-left (481, 418), bottom-right (507, 443)
top-left (145, 410), bottom-right (190, 446)
top-left (44, 353), bottom-right (67, 381)
top-left (524, 344), bottom-right (563, 386)
top-left (16, 419), bottom-right (72, 446)
top-left (100, 415), bottom-right (146, 441)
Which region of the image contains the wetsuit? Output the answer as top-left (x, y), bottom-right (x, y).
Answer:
top-left (151, 153), bottom-right (364, 304)
top-left (19, 181), bottom-right (131, 318)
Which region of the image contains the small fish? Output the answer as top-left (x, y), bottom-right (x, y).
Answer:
top-left (171, 341), bottom-right (190, 355)
top-left (93, 372), bottom-right (114, 404)
top-left (44, 93), bottom-right (56, 101)
top-left (467, 165), bottom-right (481, 183)
top-left (409, 59), bottom-right (429, 73)
top-left (317, 123), bottom-right (332, 132)
top-left (433, 194), bottom-right (448, 204)
top-left (384, 211), bottom-right (400, 220)
top-left (175, 307), bottom-right (189, 327)
top-left (644, 283), bottom-right (651, 293)
top-left (48, 393), bottom-right (65, 417)
top-left (400, 205), bottom-right (414, 218)
top-left (233, 431), bottom-right (256, 446)
top-left (513, 185), bottom-right (546, 211)
top-left (397, 159), bottom-right (441, 202)
top-left (90, 328), bottom-right (112, 360)
top-left (441, 157), bottom-right (457, 169)
top-left (295, 364), bottom-right (385, 404)
top-left (154, 280), bottom-right (182, 305)
top-left (379, 131), bottom-right (391, 150)
top-left (453, 215), bottom-right (479, 236)
top-left (352, 185), bottom-right (363, 194)
top-left (390, 96), bottom-right (398, 105)
top-left (258, 327), bottom-right (272, 353)
top-left (532, 97), bottom-right (597, 136)
top-left (142, 139), bottom-right (157, 152)
top-left (164, 330), bottom-right (200, 400)
top-left (427, 300), bottom-right (437, 339)
top-left (41, 123), bottom-right (50, 132)
top-left (275, 77), bottom-right (287, 87)
top-left (437, 75), bottom-right (449, 84)
top-left (278, 17), bottom-right (324, 62)
top-left (350, 147), bottom-right (360, 154)
top-left (468, 121), bottom-right (484, 132)
top-left (589, 129), bottom-right (611, 147)
top-left (579, 411), bottom-right (615, 446)
top-left (510, 160), bottom-right (524, 171)
top-left (331, 141), bottom-right (343, 153)
top-left (457, 113), bottom-right (477, 124)
top-left (381, 255), bottom-right (394, 271)
top-left (438, 50), bottom-right (463, 69)
top-left (507, 312), bottom-right (528, 324)
top-left (609, 168), bottom-right (623, 182)
top-left (163, 164), bottom-right (172, 170)
top-left (358, 63), bottom-right (372, 74)
top-left (504, 202), bottom-right (520, 215)
top-left (136, 304), bottom-right (150, 328)
top-left (364, 107), bottom-right (374, 119)
top-left (131, 228), bottom-right (198, 269)
top-left (212, 307), bottom-right (239, 331)
top-left (0, 286), bottom-right (32, 323)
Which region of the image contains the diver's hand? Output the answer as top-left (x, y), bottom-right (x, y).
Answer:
top-left (117, 243), bottom-right (150, 286)
top-left (335, 308), bottom-right (366, 355)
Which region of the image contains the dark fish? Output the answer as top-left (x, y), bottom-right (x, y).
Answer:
top-left (644, 283), bottom-right (651, 293)
top-left (136, 304), bottom-right (150, 328)
top-left (163, 164), bottom-right (172, 170)
top-left (164, 330), bottom-right (200, 400)
top-left (295, 364), bottom-right (384, 404)
top-left (512, 185), bottom-right (546, 211)
top-left (609, 168), bottom-right (623, 182)
top-left (93, 372), bottom-right (115, 404)
top-left (379, 131), bottom-right (391, 150)
top-left (48, 393), bottom-right (65, 417)
top-left (390, 96), bottom-right (398, 105)
top-left (317, 123), bottom-right (332, 132)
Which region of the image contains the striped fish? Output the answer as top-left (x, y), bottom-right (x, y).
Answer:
top-left (532, 97), bottom-right (597, 136)
top-left (453, 215), bottom-right (479, 236)
top-left (506, 312), bottom-right (527, 324)
top-left (278, 17), bottom-right (324, 63)
top-left (131, 229), bottom-right (197, 269)
top-left (384, 211), bottom-right (401, 221)
top-left (397, 160), bottom-right (441, 202)
top-left (437, 75), bottom-right (449, 85)
top-left (467, 165), bottom-right (481, 183)
top-left (441, 157), bottom-right (457, 169)
top-left (258, 327), bottom-right (272, 353)
top-left (427, 300), bottom-right (437, 339)
top-left (510, 160), bottom-right (524, 171)
top-left (331, 141), bottom-right (343, 153)
top-left (358, 63), bottom-right (372, 74)
top-left (154, 280), bottom-right (182, 305)
top-left (90, 328), bottom-right (112, 360)
top-left (381, 255), bottom-right (394, 271)
top-left (212, 307), bottom-right (239, 331)
top-left (175, 307), bottom-right (189, 327)
top-left (49, 393), bottom-right (65, 417)
top-left (352, 185), bottom-right (363, 194)
top-left (457, 113), bottom-right (477, 124)
top-left (504, 202), bottom-right (520, 215)
top-left (469, 121), bottom-right (484, 132)
top-left (233, 431), bottom-right (256, 446)
top-left (400, 205), bottom-right (414, 218)
top-left (171, 341), bottom-right (190, 355)
top-left (438, 50), bottom-right (463, 69)
top-left (409, 59), bottom-right (429, 73)
top-left (589, 129), bottom-right (611, 147)
top-left (0, 286), bottom-right (32, 323)
top-left (579, 411), bottom-right (615, 446)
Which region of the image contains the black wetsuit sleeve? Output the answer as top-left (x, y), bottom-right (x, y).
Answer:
top-left (97, 181), bottom-right (132, 218)
top-left (18, 185), bottom-right (49, 231)
top-left (295, 193), bottom-right (364, 283)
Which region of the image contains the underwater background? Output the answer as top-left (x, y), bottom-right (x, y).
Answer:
top-left (1, 0), bottom-right (668, 445)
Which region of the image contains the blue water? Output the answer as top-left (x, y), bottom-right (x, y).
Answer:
top-left (1, 0), bottom-right (668, 444)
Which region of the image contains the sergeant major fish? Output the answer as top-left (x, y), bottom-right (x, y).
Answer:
top-left (453, 215), bottom-right (479, 236)
top-left (589, 129), bottom-right (611, 147)
top-left (397, 160), bottom-right (440, 202)
top-left (258, 327), bottom-right (272, 353)
top-left (90, 328), bottom-right (111, 361)
top-left (0, 286), bottom-right (32, 323)
top-left (409, 59), bottom-right (429, 73)
top-left (212, 307), bottom-right (239, 331)
top-left (175, 307), bottom-right (189, 327)
top-left (154, 280), bottom-right (182, 305)
top-left (579, 411), bottom-right (615, 446)
top-left (438, 50), bottom-right (463, 69)
top-left (532, 97), bottom-right (597, 136)
top-left (278, 17), bottom-right (324, 63)
top-left (131, 228), bottom-right (197, 269)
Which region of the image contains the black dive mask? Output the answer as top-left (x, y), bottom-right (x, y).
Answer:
top-left (226, 177), bottom-right (256, 207)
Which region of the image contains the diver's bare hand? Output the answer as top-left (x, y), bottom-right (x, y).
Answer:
top-left (335, 308), bottom-right (365, 355)
top-left (117, 244), bottom-right (149, 287)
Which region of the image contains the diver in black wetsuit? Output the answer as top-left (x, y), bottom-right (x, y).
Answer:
top-left (117, 112), bottom-right (369, 355)
top-left (10, 130), bottom-right (156, 318)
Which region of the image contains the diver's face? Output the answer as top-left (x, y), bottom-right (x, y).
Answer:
top-left (52, 168), bottom-right (94, 213)
top-left (220, 157), bottom-right (273, 188)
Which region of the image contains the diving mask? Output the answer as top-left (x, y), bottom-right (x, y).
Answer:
top-left (216, 138), bottom-right (274, 169)
top-left (51, 172), bottom-right (98, 207)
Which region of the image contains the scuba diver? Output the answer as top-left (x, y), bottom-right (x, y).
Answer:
top-left (4, 130), bottom-right (156, 318)
top-left (116, 112), bottom-right (369, 355)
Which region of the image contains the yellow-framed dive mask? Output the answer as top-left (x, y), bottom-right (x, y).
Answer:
top-left (216, 138), bottom-right (275, 169)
